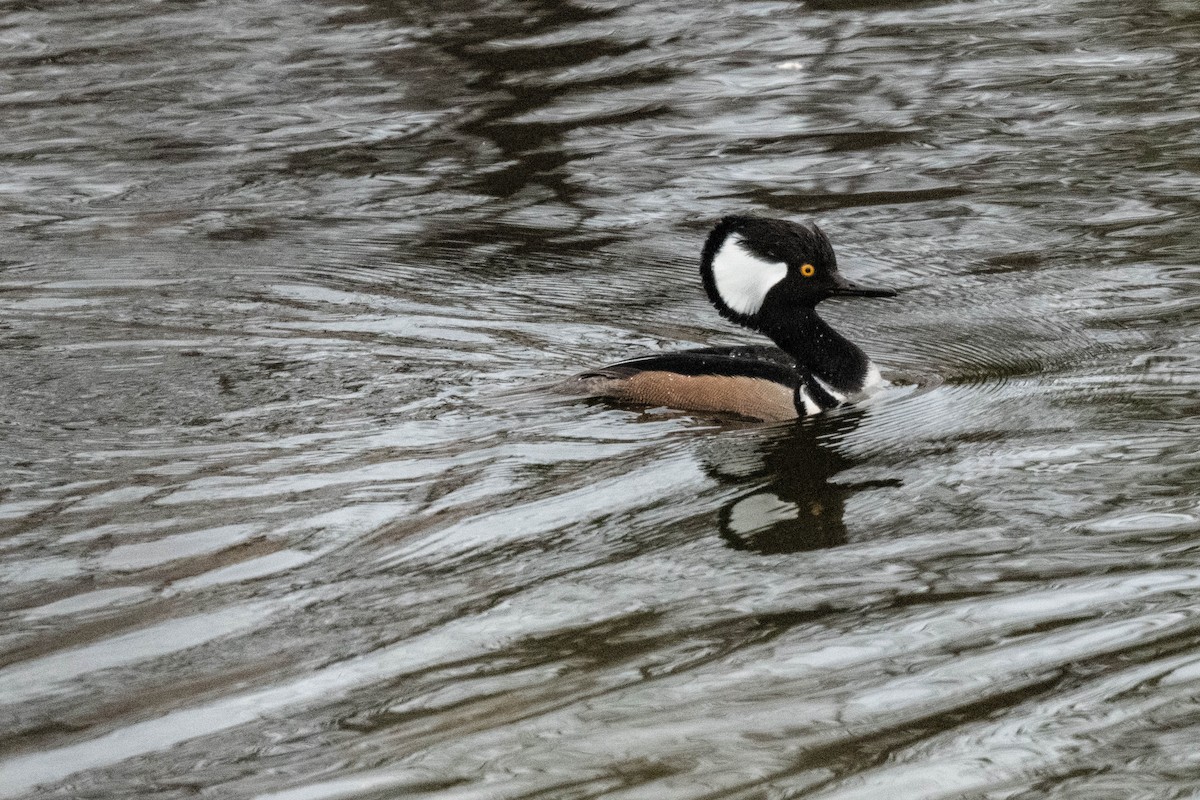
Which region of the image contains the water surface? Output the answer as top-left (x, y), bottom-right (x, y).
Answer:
top-left (3, 0), bottom-right (1200, 797)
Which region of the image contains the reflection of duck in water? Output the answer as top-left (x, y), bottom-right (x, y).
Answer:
top-left (705, 418), bottom-right (901, 553)
top-left (561, 215), bottom-right (897, 422)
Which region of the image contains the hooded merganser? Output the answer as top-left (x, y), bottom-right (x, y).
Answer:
top-left (560, 215), bottom-right (898, 422)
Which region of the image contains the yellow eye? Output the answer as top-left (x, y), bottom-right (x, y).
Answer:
top-left (800, 263), bottom-right (815, 277)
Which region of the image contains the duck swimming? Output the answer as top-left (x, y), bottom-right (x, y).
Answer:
top-left (560, 215), bottom-right (897, 422)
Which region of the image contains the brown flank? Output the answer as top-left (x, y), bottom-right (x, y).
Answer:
top-left (572, 370), bottom-right (797, 422)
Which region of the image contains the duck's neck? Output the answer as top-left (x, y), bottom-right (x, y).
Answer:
top-left (760, 307), bottom-right (872, 394)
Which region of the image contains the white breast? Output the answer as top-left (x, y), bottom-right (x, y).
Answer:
top-left (861, 362), bottom-right (883, 392)
top-left (710, 233), bottom-right (788, 316)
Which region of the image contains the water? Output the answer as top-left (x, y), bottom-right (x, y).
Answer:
top-left (2, 0), bottom-right (1200, 797)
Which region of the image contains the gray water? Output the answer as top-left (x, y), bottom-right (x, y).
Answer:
top-left (2, 0), bottom-right (1200, 797)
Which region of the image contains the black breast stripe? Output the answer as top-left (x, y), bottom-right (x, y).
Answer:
top-left (801, 373), bottom-right (842, 410)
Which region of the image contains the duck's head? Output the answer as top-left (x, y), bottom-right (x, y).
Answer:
top-left (699, 215), bottom-right (896, 328)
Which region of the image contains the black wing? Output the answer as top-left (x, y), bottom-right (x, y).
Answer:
top-left (592, 345), bottom-right (803, 387)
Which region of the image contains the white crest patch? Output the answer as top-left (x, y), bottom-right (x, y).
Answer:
top-left (711, 233), bottom-right (788, 316)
